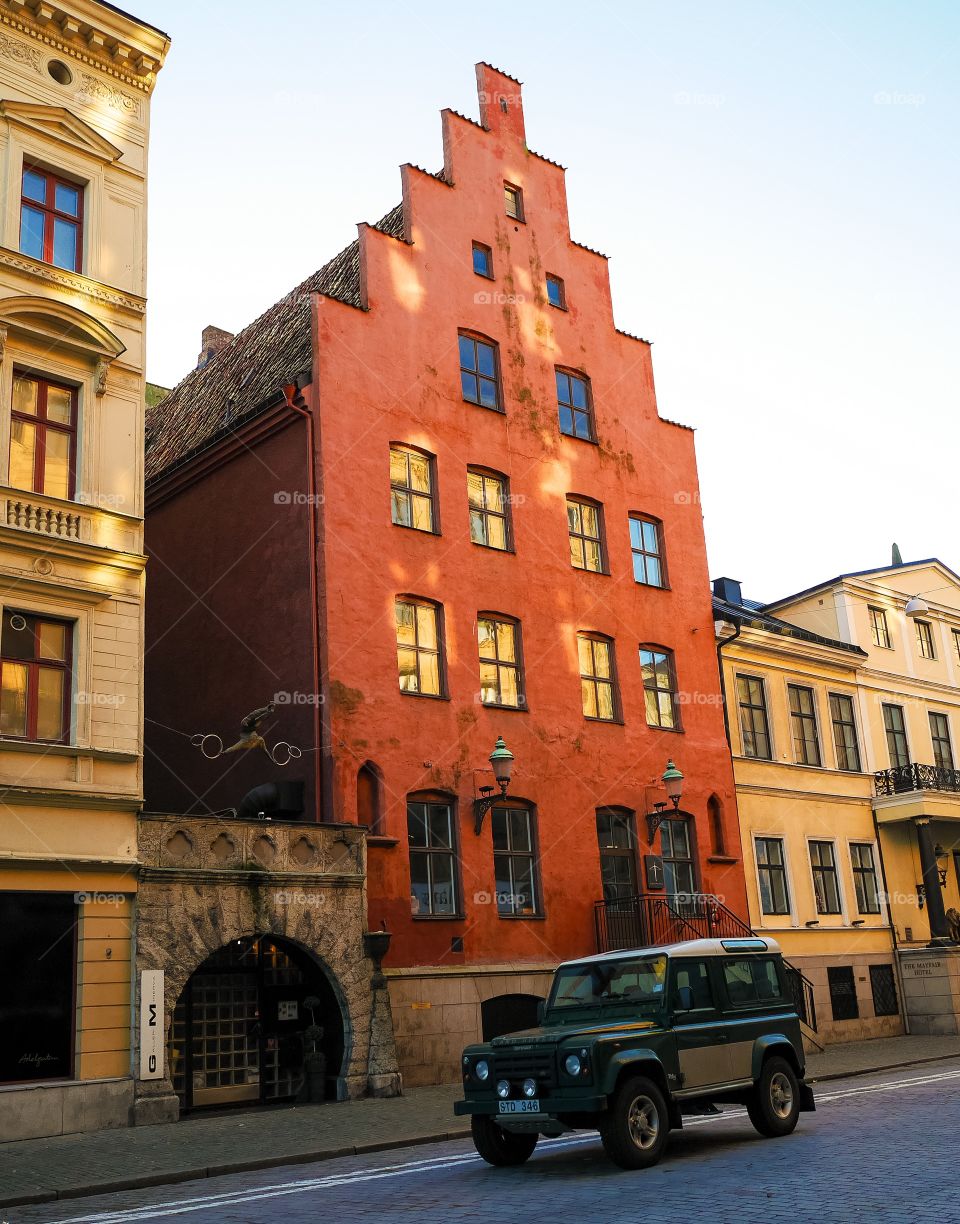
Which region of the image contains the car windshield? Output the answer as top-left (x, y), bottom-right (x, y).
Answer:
top-left (548, 954), bottom-right (668, 1009)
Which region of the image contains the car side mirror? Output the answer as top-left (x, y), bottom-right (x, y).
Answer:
top-left (536, 1000), bottom-right (546, 1024)
top-left (675, 985), bottom-right (695, 1012)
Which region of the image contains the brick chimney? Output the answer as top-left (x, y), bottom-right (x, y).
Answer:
top-left (197, 325), bottom-right (234, 368)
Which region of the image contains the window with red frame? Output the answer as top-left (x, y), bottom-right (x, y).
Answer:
top-left (0, 610), bottom-right (72, 742)
top-left (9, 373), bottom-right (78, 500)
top-left (20, 165), bottom-right (83, 272)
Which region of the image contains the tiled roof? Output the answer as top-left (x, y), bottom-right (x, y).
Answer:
top-left (145, 205), bottom-right (405, 483)
top-left (713, 595), bottom-right (866, 656)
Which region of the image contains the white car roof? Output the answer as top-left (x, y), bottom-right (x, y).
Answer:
top-left (558, 936), bottom-right (781, 969)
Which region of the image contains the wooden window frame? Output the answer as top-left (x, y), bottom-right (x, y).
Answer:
top-left (929, 710), bottom-right (955, 772)
top-left (20, 163), bottom-right (84, 272)
top-left (736, 673), bottom-right (772, 760)
top-left (477, 612), bottom-right (525, 710)
top-left (9, 370), bottom-right (79, 500)
top-left (639, 644), bottom-right (682, 732)
top-left (596, 808), bottom-right (639, 903)
top-left (395, 597), bottom-right (446, 699)
top-left (755, 835), bottom-right (791, 916)
top-left (660, 816), bottom-right (697, 898)
top-left (629, 514), bottom-right (667, 588)
top-left (555, 367), bottom-right (595, 442)
top-left (491, 804), bottom-right (542, 918)
top-left (472, 241), bottom-right (494, 279)
top-left (915, 618), bottom-right (936, 660)
top-left (829, 692), bottom-right (862, 772)
top-left (869, 606), bottom-right (892, 649)
top-left (504, 182), bottom-right (524, 222)
top-left (850, 842), bottom-right (882, 915)
top-left (809, 839), bottom-right (842, 915)
top-left (788, 683), bottom-right (822, 766)
top-left (545, 273), bottom-right (566, 309)
top-left (577, 632), bottom-right (620, 723)
top-left (467, 466), bottom-right (512, 552)
top-left (882, 702), bottom-right (910, 768)
top-left (566, 496), bottom-right (606, 573)
top-left (458, 331), bottom-right (503, 413)
top-left (0, 610), bottom-right (72, 744)
top-left (389, 444), bottom-right (438, 534)
top-left (952, 628), bottom-right (960, 665)
top-left (407, 793), bottom-right (462, 919)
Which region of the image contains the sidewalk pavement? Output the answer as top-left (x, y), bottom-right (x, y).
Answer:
top-left (3, 1033), bottom-right (960, 1210)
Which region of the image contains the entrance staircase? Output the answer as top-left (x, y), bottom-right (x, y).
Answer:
top-left (594, 892), bottom-right (820, 1041)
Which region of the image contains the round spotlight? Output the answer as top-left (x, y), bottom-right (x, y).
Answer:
top-left (564, 1053), bottom-right (582, 1076)
top-left (522, 1078), bottom-right (538, 1098)
top-left (474, 1059), bottom-right (489, 1081)
top-left (496, 1079), bottom-right (511, 1099)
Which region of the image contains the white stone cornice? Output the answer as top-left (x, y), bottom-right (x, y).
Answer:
top-left (0, 244), bottom-right (146, 314)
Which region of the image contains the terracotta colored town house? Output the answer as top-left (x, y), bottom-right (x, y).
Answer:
top-left (142, 64), bottom-right (748, 1106)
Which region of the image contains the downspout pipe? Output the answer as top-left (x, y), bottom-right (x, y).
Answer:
top-left (715, 617), bottom-right (741, 747)
top-left (280, 380), bottom-right (325, 823)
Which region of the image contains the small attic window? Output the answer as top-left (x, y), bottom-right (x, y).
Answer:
top-left (47, 60), bottom-right (73, 86)
top-left (504, 183), bottom-right (524, 222)
top-left (499, 98), bottom-right (508, 113)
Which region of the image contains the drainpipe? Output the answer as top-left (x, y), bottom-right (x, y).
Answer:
top-left (715, 619), bottom-right (741, 746)
top-left (280, 381), bottom-right (326, 823)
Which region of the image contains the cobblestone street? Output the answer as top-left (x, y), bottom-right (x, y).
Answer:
top-left (9, 1059), bottom-right (960, 1224)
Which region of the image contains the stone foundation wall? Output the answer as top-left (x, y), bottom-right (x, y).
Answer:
top-left (0, 1077), bottom-right (133, 1144)
top-left (898, 948), bottom-right (960, 1035)
top-left (387, 966), bottom-right (555, 1086)
top-left (791, 953), bottom-right (905, 1045)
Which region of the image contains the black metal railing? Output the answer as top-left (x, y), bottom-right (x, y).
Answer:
top-left (875, 763), bottom-right (960, 796)
top-left (594, 892), bottom-right (819, 1031)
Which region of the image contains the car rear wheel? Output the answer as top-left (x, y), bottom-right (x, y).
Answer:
top-left (470, 1115), bottom-right (539, 1166)
top-left (599, 1075), bottom-right (670, 1170)
top-left (747, 1055), bottom-right (801, 1137)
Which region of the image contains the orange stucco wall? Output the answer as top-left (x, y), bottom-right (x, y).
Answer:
top-left (311, 64), bottom-right (747, 970)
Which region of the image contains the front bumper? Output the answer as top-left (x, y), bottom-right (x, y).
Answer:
top-left (455, 1094), bottom-right (608, 1117)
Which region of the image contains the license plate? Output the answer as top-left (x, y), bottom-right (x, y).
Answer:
top-left (498, 1099), bottom-right (541, 1114)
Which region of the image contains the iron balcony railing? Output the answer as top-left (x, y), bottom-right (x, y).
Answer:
top-left (875, 763), bottom-right (960, 797)
top-left (594, 892), bottom-right (818, 1031)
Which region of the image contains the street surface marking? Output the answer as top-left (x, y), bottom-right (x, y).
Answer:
top-left (51, 1065), bottom-right (960, 1224)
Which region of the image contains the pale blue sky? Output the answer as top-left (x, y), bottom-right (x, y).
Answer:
top-left (143, 1), bottom-right (959, 600)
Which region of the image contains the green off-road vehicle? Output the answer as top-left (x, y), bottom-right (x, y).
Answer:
top-left (455, 936), bottom-right (815, 1170)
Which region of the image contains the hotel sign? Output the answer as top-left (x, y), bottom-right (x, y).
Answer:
top-left (139, 970), bottom-right (164, 1080)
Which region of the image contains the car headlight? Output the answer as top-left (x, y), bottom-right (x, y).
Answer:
top-left (522, 1078), bottom-right (538, 1098)
top-left (564, 1053), bottom-right (582, 1076)
top-left (474, 1059), bottom-right (489, 1082)
top-left (497, 1079), bottom-right (511, 1098)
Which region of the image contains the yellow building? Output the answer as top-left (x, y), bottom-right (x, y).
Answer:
top-left (713, 577), bottom-right (903, 1046)
top-left (766, 557), bottom-right (960, 1034)
top-left (0, 1), bottom-right (167, 1140)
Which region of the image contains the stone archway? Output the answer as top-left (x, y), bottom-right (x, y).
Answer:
top-left (133, 815), bottom-right (400, 1125)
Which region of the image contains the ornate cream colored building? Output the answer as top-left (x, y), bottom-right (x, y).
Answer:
top-left (0, 0), bottom-right (167, 1141)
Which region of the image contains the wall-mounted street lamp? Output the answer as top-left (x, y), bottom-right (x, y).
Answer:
top-left (646, 760), bottom-right (684, 843)
top-left (473, 737), bottom-right (515, 834)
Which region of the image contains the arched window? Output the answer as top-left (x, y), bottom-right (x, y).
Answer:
top-left (708, 793), bottom-right (725, 855)
top-left (357, 762), bottom-right (383, 833)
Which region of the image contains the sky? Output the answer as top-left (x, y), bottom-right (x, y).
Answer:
top-left (142, 1), bottom-right (959, 603)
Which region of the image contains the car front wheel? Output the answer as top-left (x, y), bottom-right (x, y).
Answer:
top-left (747, 1055), bottom-right (801, 1137)
top-left (470, 1115), bottom-right (538, 1166)
top-left (599, 1075), bottom-right (670, 1170)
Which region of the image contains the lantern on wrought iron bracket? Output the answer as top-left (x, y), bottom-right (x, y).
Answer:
top-left (646, 760), bottom-right (684, 843)
top-left (473, 737), bottom-right (515, 834)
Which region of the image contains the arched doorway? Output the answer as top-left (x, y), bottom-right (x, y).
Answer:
top-left (168, 935), bottom-right (344, 1112)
